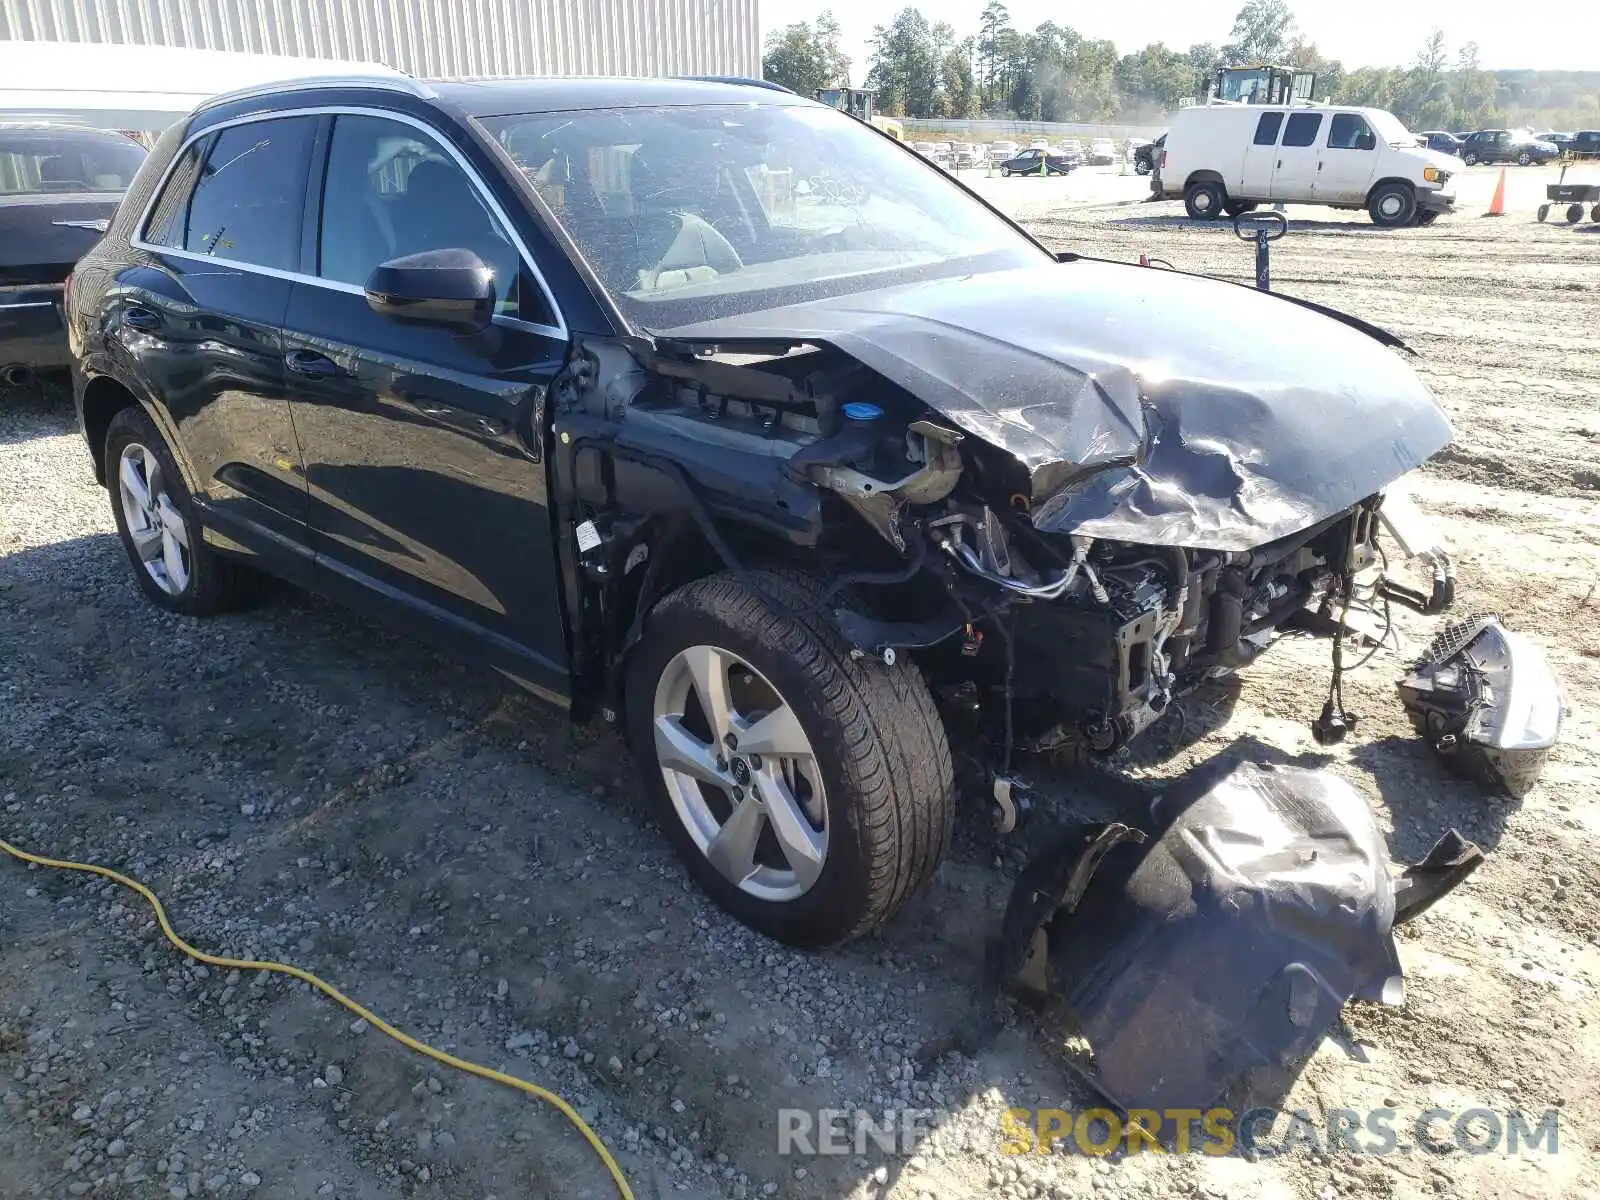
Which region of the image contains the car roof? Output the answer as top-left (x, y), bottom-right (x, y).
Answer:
top-left (430, 75), bottom-right (811, 117)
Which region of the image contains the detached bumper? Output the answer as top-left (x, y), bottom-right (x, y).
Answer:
top-left (0, 284), bottom-right (69, 373)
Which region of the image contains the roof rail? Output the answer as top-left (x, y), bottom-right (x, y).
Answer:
top-left (678, 75), bottom-right (795, 95)
top-left (197, 73), bottom-right (435, 113)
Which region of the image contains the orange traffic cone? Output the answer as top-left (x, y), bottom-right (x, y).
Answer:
top-left (1484, 167), bottom-right (1507, 216)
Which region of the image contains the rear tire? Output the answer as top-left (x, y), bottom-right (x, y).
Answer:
top-left (1463, 151), bottom-right (1480, 166)
top-left (1184, 180), bottom-right (1225, 220)
top-left (1518, 152), bottom-right (1532, 166)
top-left (1223, 199), bottom-right (1258, 218)
top-left (1368, 181), bottom-right (1417, 227)
top-left (627, 567), bottom-right (954, 948)
top-left (105, 406), bottom-right (255, 616)
top-left (1135, 160), bottom-right (1152, 176)
top-left (1568, 204), bottom-right (1585, 224)
top-left (1415, 209), bottom-right (1440, 226)
top-left (1537, 203), bottom-right (1551, 222)
top-left (1591, 204), bottom-right (1600, 223)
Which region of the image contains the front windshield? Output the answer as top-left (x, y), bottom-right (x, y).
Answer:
top-left (479, 103), bottom-right (1048, 331)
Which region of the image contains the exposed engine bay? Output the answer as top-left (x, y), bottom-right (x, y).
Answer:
top-left (556, 322), bottom-right (1405, 759)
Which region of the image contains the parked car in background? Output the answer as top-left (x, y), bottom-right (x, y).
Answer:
top-left (1088, 137), bottom-right (1117, 166)
top-left (1533, 131), bottom-right (1575, 153)
top-left (1, 122), bottom-right (147, 388)
top-left (1567, 131), bottom-right (1600, 159)
top-left (1458, 130), bottom-right (1559, 166)
top-left (1418, 131), bottom-right (1462, 156)
top-left (988, 139), bottom-right (1019, 164)
top-left (950, 142), bottom-right (981, 170)
top-left (1133, 132), bottom-right (1165, 175)
top-left (999, 146), bottom-right (1076, 176)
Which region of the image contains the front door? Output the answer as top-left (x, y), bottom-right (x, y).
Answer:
top-left (1270, 111), bottom-right (1324, 202)
top-left (1318, 113), bottom-right (1379, 204)
top-left (281, 111), bottom-right (570, 695)
top-left (1241, 111), bottom-right (1285, 199)
top-left (120, 114), bottom-right (321, 583)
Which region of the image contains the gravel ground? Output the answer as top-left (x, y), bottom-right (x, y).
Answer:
top-left (2, 188), bottom-right (1598, 1200)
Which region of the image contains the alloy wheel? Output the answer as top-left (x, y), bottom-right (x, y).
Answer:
top-left (117, 442), bottom-right (190, 596)
top-left (652, 644), bottom-right (827, 902)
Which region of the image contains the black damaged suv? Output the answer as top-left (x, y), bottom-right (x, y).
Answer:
top-left (68, 75), bottom-right (1453, 946)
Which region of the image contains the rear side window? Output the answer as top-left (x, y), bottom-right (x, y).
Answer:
top-left (1282, 113), bottom-right (1323, 148)
top-left (143, 139), bottom-right (208, 249)
top-left (1253, 113), bottom-right (1285, 146)
top-left (182, 116), bottom-right (318, 270)
top-left (0, 128), bottom-right (146, 196)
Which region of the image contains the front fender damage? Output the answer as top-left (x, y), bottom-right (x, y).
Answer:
top-left (992, 759), bottom-right (1483, 1114)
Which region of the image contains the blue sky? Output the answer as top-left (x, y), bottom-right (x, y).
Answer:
top-left (758, 0), bottom-right (1589, 80)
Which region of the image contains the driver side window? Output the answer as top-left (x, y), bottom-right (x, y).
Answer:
top-left (316, 113), bottom-right (550, 323)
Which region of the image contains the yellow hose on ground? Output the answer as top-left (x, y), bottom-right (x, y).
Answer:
top-left (0, 837), bottom-right (633, 1200)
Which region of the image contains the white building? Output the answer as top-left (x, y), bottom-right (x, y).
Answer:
top-left (0, 0), bottom-right (760, 80)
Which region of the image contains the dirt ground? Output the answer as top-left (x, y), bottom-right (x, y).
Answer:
top-left (2, 188), bottom-right (1598, 1200)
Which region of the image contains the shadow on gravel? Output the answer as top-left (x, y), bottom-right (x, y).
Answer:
top-left (1351, 734), bottom-right (1521, 858)
top-left (0, 375), bottom-right (74, 445)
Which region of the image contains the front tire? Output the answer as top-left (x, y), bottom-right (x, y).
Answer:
top-left (1135, 160), bottom-right (1152, 176)
top-left (1223, 199), bottom-right (1258, 218)
top-left (1184, 180), bottom-right (1225, 220)
top-left (1537, 203), bottom-right (1551, 222)
top-left (1517, 152), bottom-right (1532, 167)
top-left (1463, 151), bottom-right (1480, 166)
top-left (627, 568), bottom-right (954, 948)
top-left (1368, 181), bottom-right (1417, 227)
top-left (1568, 204), bottom-right (1585, 224)
top-left (105, 406), bottom-right (253, 616)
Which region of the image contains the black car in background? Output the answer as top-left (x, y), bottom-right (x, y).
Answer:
top-left (1565, 131), bottom-right (1600, 159)
top-left (1133, 132), bottom-right (1165, 175)
top-left (1, 123), bottom-right (146, 387)
top-left (67, 74), bottom-right (1454, 949)
top-left (998, 146), bottom-right (1076, 176)
top-left (1458, 129), bottom-right (1560, 166)
top-left (1418, 131), bottom-right (1462, 156)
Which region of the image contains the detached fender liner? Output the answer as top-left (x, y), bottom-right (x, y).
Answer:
top-left (997, 759), bottom-right (1483, 1114)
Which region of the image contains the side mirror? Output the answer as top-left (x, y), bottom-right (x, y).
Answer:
top-left (1357, 133), bottom-right (1377, 151)
top-left (364, 248), bottom-right (495, 331)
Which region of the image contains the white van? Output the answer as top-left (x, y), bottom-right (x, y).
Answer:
top-left (1155, 104), bottom-right (1459, 226)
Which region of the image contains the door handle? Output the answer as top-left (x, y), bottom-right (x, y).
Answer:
top-left (284, 349), bottom-right (339, 380)
top-left (122, 306), bottom-right (160, 331)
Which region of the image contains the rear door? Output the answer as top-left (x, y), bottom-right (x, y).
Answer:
top-left (1318, 113), bottom-right (1379, 204)
top-left (120, 114), bottom-right (320, 582)
top-left (281, 110), bottom-right (570, 694)
top-left (1270, 111), bottom-right (1323, 201)
top-left (1240, 111), bottom-right (1284, 198)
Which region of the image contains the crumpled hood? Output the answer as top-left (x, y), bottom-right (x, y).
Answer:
top-left (668, 261), bottom-right (1454, 550)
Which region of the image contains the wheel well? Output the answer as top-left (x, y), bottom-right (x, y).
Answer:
top-left (1185, 170), bottom-right (1226, 191)
top-left (1366, 177), bottom-right (1416, 203)
top-left (81, 376), bottom-right (141, 485)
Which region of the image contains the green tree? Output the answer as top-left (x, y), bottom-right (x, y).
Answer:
top-left (761, 10), bottom-right (851, 96)
top-left (1415, 29), bottom-right (1448, 74)
top-left (1116, 42), bottom-right (1198, 115)
top-left (942, 45), bottom-right (978, 118)
top-left (977, 1), bottom-right (1012, 112)
top-left (866, 8), bottom-right (941, 117)
top-left (1222, 0), bottom-right (1297, 65)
